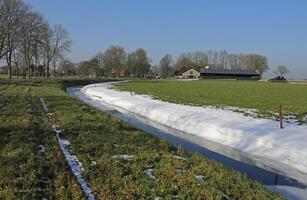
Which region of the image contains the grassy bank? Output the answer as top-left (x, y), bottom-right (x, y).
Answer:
top-left (0, 79), bottom-right (283, 199)
top-left (116, 80), bottom-right (307, 122)
top-left (0, 80), bottom-right (83, 199)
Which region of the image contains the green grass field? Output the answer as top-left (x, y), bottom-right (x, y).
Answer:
top-left (116, 80), bottom-right (307, 122)
top-left (0, 79), bottom-right (284, 199)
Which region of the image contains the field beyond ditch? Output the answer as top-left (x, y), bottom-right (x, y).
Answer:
top-left (0, 78), bottom-right (284, 199)
top-left (116, 80), bottom-right (307, 122)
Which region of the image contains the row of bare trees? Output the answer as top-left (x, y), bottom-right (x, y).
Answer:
top-left (0, 0), bottom-right (71, 79)
top-left (78, 45), bottom-right (151, 78)
top-left (158, 51), bottom-right (269, 78)
top-left (77, 47), bottom-right (270, 78)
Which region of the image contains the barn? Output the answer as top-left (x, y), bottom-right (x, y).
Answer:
top-left (182, 68), bottom-right (200, 79)
top-left (200, 68), bottom-right (260, 80)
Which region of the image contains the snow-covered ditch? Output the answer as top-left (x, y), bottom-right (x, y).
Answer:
top-left (81, 83), bottom-right (307, 183)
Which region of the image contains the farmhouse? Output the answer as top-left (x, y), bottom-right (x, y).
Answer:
top-left (182, 68), bottom-right (200, 79)
top-left (200, 68), bottom-right (260, 80)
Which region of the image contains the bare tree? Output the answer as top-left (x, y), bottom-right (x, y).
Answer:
top-left (175, 53), bottom-right (193, 72)
top-left (1, 0), bottom-right (29, 79)
top-left (22, 11), bottom-right (45, 78)
top-left (0, 0), bottom-right (6, 60)
top-left (244, 54), bottom-right (268, 77)
top-left (42, 24), bottom-right (71, 78)
top-left (274, 65), bottom-right (290, 78)
top-left (103, 45), bottom-right (126, 77)
top-left (150, 65), bottom-right (160, 77)
top-left (94, 52), bottom-right (105, 76)
top-left (127, 49), bottom-right (151, 77)
top-left (192, 51), bottom-right (208, 70)
top-left (159, 54), bottom-right (173, 78)
top-left (59, 58), bottom-right (75, 77)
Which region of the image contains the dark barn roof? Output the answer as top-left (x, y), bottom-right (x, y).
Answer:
top-left (200, 68), bottom-right (259, 75)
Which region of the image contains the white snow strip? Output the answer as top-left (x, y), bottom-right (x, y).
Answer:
top-left (173, 155), bottom-right (187, 161)
top-left (61, 139), bottom-right (71, 147)
top-left (81, 83), bottom-right (307, 178)
top-left (40, 97), bottom-right (49, 112)
top-left (40, 98), bottom-right (95, 200)
top-left (56, 131), bottom-right (93, 199)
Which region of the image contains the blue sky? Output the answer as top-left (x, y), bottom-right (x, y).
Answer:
top-left (24, 0), bottom-right (307, 79)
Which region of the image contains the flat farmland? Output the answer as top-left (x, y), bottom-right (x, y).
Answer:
top-left (116, 80), bottom-right (307, 121)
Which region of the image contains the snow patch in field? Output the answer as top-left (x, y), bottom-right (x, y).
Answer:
top-left (143, 168), bottom-right (156, 179)
top-left (112, 154), bottom-right (135, 160)
top-left (81, 83), bottom-right (307, 179)
top-left (195, 175), bottom-right (205, 181)
top-left (90, 161), bottom-right (97, 166)
top-left (175, 168), bottom-right (185, 174)
top-left (112, 144), bottom-right (126, 148)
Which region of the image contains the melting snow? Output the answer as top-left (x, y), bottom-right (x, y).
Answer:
top-left (61, 139), bottom-right (71, 147)
top-left (90, 161), bottom-right (97, 166)
top-left (195, 175), bottom-right (205, 181)
top-left (173, 155), bottom-right (187, 161)
top-left (112, 154), bottom-right (135, 160)
top-left (175, 168), bottom-right (185, 174)
top-left (143, 168), bottom-right (156, 179)
top-left (40, 98), bottom-right (95, 200)
top-left (81, 83), bottom-right (307, 178)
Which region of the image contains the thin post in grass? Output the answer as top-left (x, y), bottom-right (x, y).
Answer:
top-left (274, 174), bottom-right (279, 185)
top-left (279, 104), bottom-right (283, 129)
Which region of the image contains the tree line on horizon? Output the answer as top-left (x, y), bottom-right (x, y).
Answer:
top-left (0, 0), bottom-right (71, 79)
top-left (73, 46), bottom-right (269, 78)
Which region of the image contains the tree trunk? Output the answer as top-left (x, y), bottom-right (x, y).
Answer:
top-left (46, 61), bottom-right (49, 78)
top-left (53, 64), bottom-right (56, 78)
top-left (16, 64), bottom-right (19, 79)
top-left (8, 63), bottom-right (12, 79)
top-left (7, 53), bottom-right (12, 79)
top-left (27, 64), bottom-right (31, 79)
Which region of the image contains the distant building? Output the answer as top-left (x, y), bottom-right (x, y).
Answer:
top-left (182, 68), bottom-right (200, 79)
top-left (200, 68), bottom-right (260, 80)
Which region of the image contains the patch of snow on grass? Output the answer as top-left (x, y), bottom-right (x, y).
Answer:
top-left (112, 154), bottom-right (135, 160)
top-left (173, 155), bottom-right (187, 161)
top-left (143, 168), bottom-right (156, 179)
top-left (195, 175), bottom-right (205, 181)
top-left (175, 168), bottom-right (185, 174)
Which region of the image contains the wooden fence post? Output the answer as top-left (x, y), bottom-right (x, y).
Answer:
top-left (279, 104), bottom-right (283, 129)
